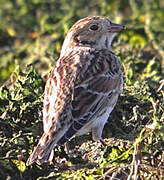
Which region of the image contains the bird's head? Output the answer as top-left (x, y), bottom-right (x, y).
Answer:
top-left (60, 16), bottom-right (125, 57)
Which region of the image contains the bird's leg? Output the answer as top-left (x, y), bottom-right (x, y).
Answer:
top-left (64, 142), bottom-right (70, 154)
top-left (100, 138), bottom-right (107, 146)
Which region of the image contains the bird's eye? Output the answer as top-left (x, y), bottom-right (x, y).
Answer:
top-left (89, 24), bottom-right (99, 31)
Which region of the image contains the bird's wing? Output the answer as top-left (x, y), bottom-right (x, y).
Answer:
top-left (42, 51), bottom-right (78, 135)
top-left (57, 49), bottom-right (123, 145)
top-left (42, 72), bottom-right (57, 134)
top-left (26, 50), bottom-right (123, 166)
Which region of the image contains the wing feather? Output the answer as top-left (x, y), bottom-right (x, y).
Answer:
top-left (42, 49), bottom-right (122, 145)
top-left (26, 49), bottom-right (123, 165)
top-left (43, 75), bottom-right (58, 134)
top-left (57, 50), bottom-right (123, 145)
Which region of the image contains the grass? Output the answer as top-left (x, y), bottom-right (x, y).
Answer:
top-left (0, 0), bottom-right (164, 179)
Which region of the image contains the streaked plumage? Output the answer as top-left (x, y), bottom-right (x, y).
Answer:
top-left (26, 16), bottom-right (124, 166)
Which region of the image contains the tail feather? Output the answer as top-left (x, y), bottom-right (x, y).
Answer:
top-left (26, 133), bottom-right (55, 166)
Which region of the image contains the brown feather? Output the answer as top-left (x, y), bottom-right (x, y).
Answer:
top-left (26, 16), bottom-right (124, 166)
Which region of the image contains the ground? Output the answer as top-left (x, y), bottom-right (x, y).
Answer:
top-left (0, 0), bottom-right (164, 179)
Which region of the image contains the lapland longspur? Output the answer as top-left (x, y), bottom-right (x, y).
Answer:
top-left (26, 16), bottom-right (124, 166)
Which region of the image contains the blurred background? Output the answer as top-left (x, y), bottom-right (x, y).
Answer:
top-left (0, 0), bottom-right (163, 179)
top-left (0, 0), bottom-right (163, 85)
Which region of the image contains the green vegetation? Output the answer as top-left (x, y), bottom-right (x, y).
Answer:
top-left (0, 0), bottom-right (163, 179)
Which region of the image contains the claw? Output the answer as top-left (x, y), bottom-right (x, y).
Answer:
top-left (100, 138), bottom-right (107, 146)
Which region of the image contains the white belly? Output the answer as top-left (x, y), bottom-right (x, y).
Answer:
top-left (76, 106), bottom-right (113, 137)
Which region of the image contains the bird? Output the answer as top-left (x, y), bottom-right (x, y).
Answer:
top-left (26, 16), bottom-right (124, 166)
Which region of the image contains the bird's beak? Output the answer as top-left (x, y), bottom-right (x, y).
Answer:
top-left (109, 22), bottom-right (125, 33)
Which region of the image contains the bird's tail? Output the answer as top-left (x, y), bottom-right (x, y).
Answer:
top-left (26, 133), bottom-right (55, 166)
